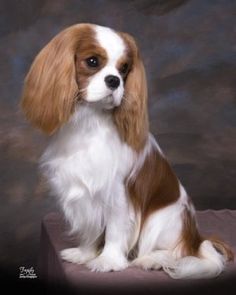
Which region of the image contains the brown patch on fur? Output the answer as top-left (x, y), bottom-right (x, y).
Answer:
top-left (179, 205), bottom-right (234, 260)
top-left (114, 32), bottom-right (149, 152)
top-left (179, 205), bottom-right (203, 256)
top-left (21, 23), bottom-right (102, 134)
top-left (128, 146), bottom-right (180, 227)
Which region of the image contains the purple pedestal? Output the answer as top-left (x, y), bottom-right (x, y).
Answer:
top-left (38, 210), bottom-right (236, 293)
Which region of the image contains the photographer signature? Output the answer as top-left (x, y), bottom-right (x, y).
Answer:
top-left (19, 266), bottom-right (37, 279)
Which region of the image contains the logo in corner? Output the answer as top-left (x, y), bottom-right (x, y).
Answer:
top-left (19, 266), bottom-right (37, 279)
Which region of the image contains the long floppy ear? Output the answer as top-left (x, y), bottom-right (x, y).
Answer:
top-left (21, 24), bottom-right (90, 134)
top-left (114, 33), bottom-right (149, 152)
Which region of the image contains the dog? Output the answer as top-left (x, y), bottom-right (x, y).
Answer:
top-left (21, 23), bottom-right (233, 279)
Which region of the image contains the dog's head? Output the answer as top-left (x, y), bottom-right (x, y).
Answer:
top-left (21, 24), bottom-right (148, 150)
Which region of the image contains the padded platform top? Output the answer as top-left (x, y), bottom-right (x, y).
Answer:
top-left (40, 210), bottom-right (236, 294)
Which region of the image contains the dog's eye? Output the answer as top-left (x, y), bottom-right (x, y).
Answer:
top-left (86, 56), bottom-right (99, 68)
top-left (120, 63), bottom-right (129, 74)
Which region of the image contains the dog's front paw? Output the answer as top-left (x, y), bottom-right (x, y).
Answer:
top-left (86, 254), bottom-right (128, 272)
top-left (60, 247), bottom-right (97, 264)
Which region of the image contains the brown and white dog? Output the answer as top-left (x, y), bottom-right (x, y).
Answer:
top-left (21, 23), bottom-right (233, 279)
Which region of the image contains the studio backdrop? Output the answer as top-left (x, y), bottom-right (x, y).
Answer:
top-left (0, 0), bottom-right (235, 275)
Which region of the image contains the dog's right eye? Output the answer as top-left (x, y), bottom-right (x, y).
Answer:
top-left (86, 56), bottom-right (99, 68)
top-left (120, 63), bottom-right (129, 74)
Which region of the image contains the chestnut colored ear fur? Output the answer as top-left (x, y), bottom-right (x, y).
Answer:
top-left (21, 24), bottom-right (91, 134)
top-left (114, 33), bottom-right (149, 152)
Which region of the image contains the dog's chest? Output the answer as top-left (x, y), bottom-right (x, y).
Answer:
top-left (43, 107), bottom-right (134, 191)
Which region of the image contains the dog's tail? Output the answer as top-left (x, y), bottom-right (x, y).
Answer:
top-left (163, 207), bottom-right (234, 279)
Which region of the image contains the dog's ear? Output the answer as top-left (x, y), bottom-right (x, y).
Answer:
top-left (114, 32), bottom-right (149, 151)
top-left (21, 24), bottom-right (90, 134)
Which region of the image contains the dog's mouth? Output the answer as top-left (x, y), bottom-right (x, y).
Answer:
top-left (80, 95), bottom-right (117, 110)
top-left (101, 95), bottom-right (118, 109)
top-left (92, 94), bottom-right (122, 110)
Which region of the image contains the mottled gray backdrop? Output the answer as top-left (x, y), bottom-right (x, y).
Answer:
top-left (0, 0), bottom-right (235, 274)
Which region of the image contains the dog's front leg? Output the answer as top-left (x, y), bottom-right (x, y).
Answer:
top-left (86, 184), bottom-right (131, 272)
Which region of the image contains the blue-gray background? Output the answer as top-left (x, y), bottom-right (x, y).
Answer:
top-left (0, 0), bottom-right (235, 274)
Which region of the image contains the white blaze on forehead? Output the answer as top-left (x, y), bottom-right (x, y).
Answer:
top-left (95, 25), bottom-right (126, 63)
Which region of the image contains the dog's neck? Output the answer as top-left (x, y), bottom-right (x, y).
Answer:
top-left (44, 103), bottom-right (120, 159)
top-left (61, 103), bottom-right (114, 133)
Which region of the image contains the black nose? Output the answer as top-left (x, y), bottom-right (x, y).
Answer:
top-left (105, 75), bottom-right (120, 90)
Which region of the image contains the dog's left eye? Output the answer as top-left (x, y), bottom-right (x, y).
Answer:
top-left (86, 56), bottom-right (99, 68)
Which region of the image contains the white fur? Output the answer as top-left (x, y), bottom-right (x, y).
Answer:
top-left (163, 240), bottom-right (225, 279)
top-left (61, 245), bottom-right (97, 264)
top-left (41, 104), bottom-right (139, 270)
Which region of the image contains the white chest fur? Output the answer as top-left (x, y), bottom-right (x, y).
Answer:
top-left (41, 105), bottom-right (135, 240)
